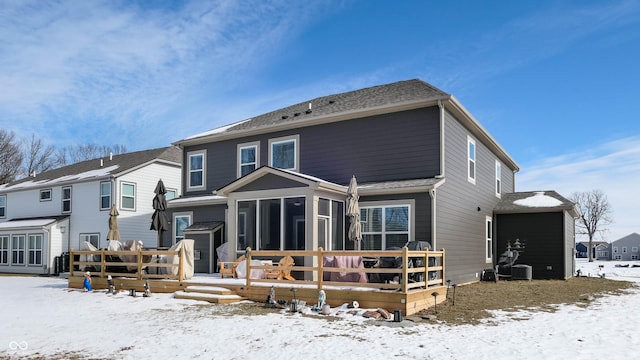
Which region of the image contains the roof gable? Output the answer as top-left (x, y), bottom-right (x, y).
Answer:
top-left (494, 191), bottom-right (580, 217)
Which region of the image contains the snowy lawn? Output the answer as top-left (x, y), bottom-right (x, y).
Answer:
top-left (1, 258), bottom-right (639, 360)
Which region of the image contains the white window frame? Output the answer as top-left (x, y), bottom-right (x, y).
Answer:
top-left (467, 136), bottom-right (476, 184)
top-left (11, 234), bottom-right (25, 265)
top-left (28, 234), bottom-right (43, 266)
top-left (187, 150), bottom-right (206, 191)
top-left (100, 181), bottom-right (111, 210)
top-left (622, 246), bottom-right (628, 253)
top-left (632, 255), bottom-right (639, 260)
top-left (62, 186), bottom-right (72, 213)
top-left (173, 212), bottom-right (192, 244)
top-left (486, 216), bottom-right (493, 262)
top-left (632, 247), bottom-right (638, 253)
top-left (237, 141), bottom-right (260, 178)
top-left (165, 188), bottom-right (177, 201)
top-left (269, 135), bottom-right (299, 171)
top-left (80, 233), bottom-right (100, 249)
top-left (40, 189), bottom-right (52, 202)
top-left (613, 247), bottom-right (618, 253)
top-left (0, 195), bottom-right (6, 219)
top-left (359, 200), bottom-right (414, 250)
top-left (0, 235), bottom-right (9, 265)
top-left (495, 160), bottom-right (502, 198)
top-left (120, 182), bottom-right (136, 211)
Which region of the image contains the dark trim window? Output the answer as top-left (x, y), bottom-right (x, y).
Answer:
top-left (0, 235), bottom-right (8, 264)
top-left (187, 151), bottom-right (206, 190)
top-left (0, 195), bottom-right (5, 218)
top-left (360, 203), bottom-right (411, 250)
top-left (11, 234), bottom-right (25, 265)
top-left (121, 182), bottom-right (136, 210)
top-left (468, 136), bottom-right (476, 184)
top-left (238, 142), bottom-right (259, 177)
top-left (100, 181), bottom-right (111, 210)
top-left (28, 234), bottom-right (43, 266)
top-left (62, 186), bottom-right (72, 213)
top-left (40, 189), bottom-right (52, 202)
top-left (269, 135), bottom-right (299, 171)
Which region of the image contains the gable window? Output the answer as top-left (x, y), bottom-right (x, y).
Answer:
top-left (238, 142), bottom-right (259, 177)
top-left (40, 189), bottom-right (52, 202)
top-left (495, 161), bottom-right (502, 197)
top-left (187, 151), bottom-right (206, 190)
top-left (632, 247), bottom-right (638, 253)
top-left (0, 195), bottom-right (5, 218)
top-left (100, 181), bottom-right (111, 210)
top-left (622, 247), bottom-right (627, 253)
top-left (173, 213), bottom-right (192, 244)
top-left (467, 136), bottom-right (476, 184)
top-left (0, 235), bottom-right (8, 264)
top-left (613, 247), bottom-right (618, 253)
top-left (80, 233), bottom-right (100, 249)
top-left (28, 234), bottom-right (43, 266)
top-left (62, 186), bottom-right (72, 213)
top-left (11, 234), bottom-right (25, 265)
top-left (486, 217), bottom-right (493, 262)
top-left (360, 202), bottom-right (411, 250)
top-left (121, 182), bottom-right (136, 210)
top-left (269, 135), bottom-right (299, 171)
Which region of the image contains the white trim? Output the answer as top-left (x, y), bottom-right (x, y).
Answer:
top-left (0, 194), bottom-right (6, 219)
top-left (172, 212), bottom-right (193, 245)
top-left (237, 141), bottom-right (260, 178)
top-left (99, 181), bottom-right (112, 210)
top-left (359, 200), bottom-right (414, 250)
top-left (39, 188), bottom-right (52, 202)
top-left (268, 135), bottom-right (299, 171)
top-left (486, 216), bottom-right (493, 262)
top-left (495, 160), bottom-right (502, 198)
top-left (61, 186), bottom-right (72, 213)
top-left (187, 150), bottom-right (206, 191)
top-left (120, 181), bottom-right (136, 211)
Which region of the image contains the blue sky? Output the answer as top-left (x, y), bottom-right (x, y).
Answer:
top-left (1, 0), bottom-right (638, 241)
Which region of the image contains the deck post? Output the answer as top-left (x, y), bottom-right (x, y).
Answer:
top-left (317, 247), bottom-right (324, 290)
top-left (69, 249), bottom-right (75, 277)
top-left (137, 249), bottom-right (143, 280)
top-left (441, 248), bottom-right (446, 285)
top-left (401, 246), bottom-right (409, 293)
top-left (245, 247), bottom-right (252, 287)
top-left (101, 249), bottom-right (106, 278)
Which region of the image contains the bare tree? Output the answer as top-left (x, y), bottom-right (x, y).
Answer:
top-left (0, 130), bottom-right (23, 184)
top-left (21, 134), bottom-right (56, 177)
top-left (56, 144), bottom-right (128, 165)
top-left (571, 190), bottom-right (613, 262)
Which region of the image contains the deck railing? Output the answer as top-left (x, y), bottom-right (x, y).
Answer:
top-left (69, 248), bottom-right (185, 280)
top-left (245, 247), bottom-right (445, 293)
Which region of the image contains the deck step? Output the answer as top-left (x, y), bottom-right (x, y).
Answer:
top-left (174, 285), bottom-right (245, 304)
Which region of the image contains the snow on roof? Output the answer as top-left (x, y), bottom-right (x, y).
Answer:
top-left (513, 191), bottom-right (563, 208)
top-left (0, 165), bottom-right (119, 191)
top-left (0, 218), bottom-right (58, 229)
top-left (183, 119), bottom-right (252, 140)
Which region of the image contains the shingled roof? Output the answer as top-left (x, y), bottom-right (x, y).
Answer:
top-left (494, 191), bottom-right (580, 217)
top-left (0, 146), bottom-right (181, 192)
top-left (178, 79), bottom-right (450, 144)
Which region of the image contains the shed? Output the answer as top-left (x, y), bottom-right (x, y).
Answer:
top-left (493, 191), bottom-right (580, 280)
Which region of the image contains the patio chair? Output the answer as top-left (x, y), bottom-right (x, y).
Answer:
top-left (218, 255), bottom-right (246, 278)
top-left (264, 255), bottom-right (295, 281)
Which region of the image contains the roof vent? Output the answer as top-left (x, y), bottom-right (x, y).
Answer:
top-left (328, 100), bottom-right (335, 104)
top-left (281, 115), bottom-right (289, 119)
top-left (100, 159), bottom-right (104, 167)
top-left (294, 112), bottom-right (301, 117)
top-left (109, 152), bottom-right (113, 161)
top-left (305, 109), bottom-right (312, 114)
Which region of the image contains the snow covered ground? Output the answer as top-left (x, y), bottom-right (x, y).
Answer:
top-left (1, 258), bottom-right (639, 360)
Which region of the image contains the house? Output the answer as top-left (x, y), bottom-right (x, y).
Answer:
top-left (575, 241), bottom-right (608, 259)
top-left (494, 191), bottom-right (580, 279)
top-left (0, 147), bottom-right (182, 275)
top-left (608, 233), bottom-right (640, 261)
top-left (166, 79), bottom-right (524, 285)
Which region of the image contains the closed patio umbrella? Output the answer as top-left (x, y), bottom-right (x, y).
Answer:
top-left (150, 179), bottom-right (169, 248)
top-left (346, 175), bottom-right (362, 249)
top-left (107, 205), bottom-right (121, 241)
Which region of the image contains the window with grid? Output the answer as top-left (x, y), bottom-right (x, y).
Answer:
top-left (360, 205), bottom-right (410, 250)
top-left (28, 234), bottom-right (43, 265)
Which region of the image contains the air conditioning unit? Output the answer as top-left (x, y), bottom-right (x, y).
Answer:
top-left (511, 264), bottom-right (532, 280)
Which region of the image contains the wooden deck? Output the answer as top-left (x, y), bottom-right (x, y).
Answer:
top-left (68, 247), bottom-right (447, 316)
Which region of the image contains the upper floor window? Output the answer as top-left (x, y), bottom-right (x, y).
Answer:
top-left (121, 182), bottom-right (136, 210)
top-left (187, 151), bottom-right (206, 190)
top-left (632, 247), bottom-right (638, 253)
top-left (269, 135), bottom-right (299, 171)
top-left (613, 247), bottom-right (618, 253)
top-left (100, 181), bottom-right (111, 210)
top-left (166, 189), bottom-right (177, 200)
top-left (40, 189), bottom-right (52, 202)
top-left (622, 246), bottom-right (628, 253)
top-left (467, 136), bottom-right (476, 184)
top-left (495, 161), bottom-right (502, 197)
top-left (238, 142), bottom-right (259, 177)
top-left (0, 195), bottom-right (6, 218)
top-left (62, 186), bottom-right (72, 213)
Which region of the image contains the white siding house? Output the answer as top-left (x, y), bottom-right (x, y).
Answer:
top-left (0, 147), bottom-right (182, 275)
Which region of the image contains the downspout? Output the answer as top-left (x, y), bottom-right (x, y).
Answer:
top-left (44, 227), bottom-right (51, 275)
top-left (430, 99), bottom-right (446, 250)
top-left (437, 99), bottom-right (445, 179)
top-left (429, 189), bottom-right (437, 250)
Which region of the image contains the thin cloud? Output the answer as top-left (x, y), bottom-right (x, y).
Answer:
top-left (518, 136), bottom-right (640, 242)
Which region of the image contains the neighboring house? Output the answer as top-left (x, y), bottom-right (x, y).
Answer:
top-left (494, 191), bottom-right (580, 279)
top-left (167, 79), bottom-right (522, 285)
top-left (0, 147), bottom-right (182, 275)
top-left (607, 233), bottom-right (640, 261)
top-left (575, 241), bottom-right (608, 259)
